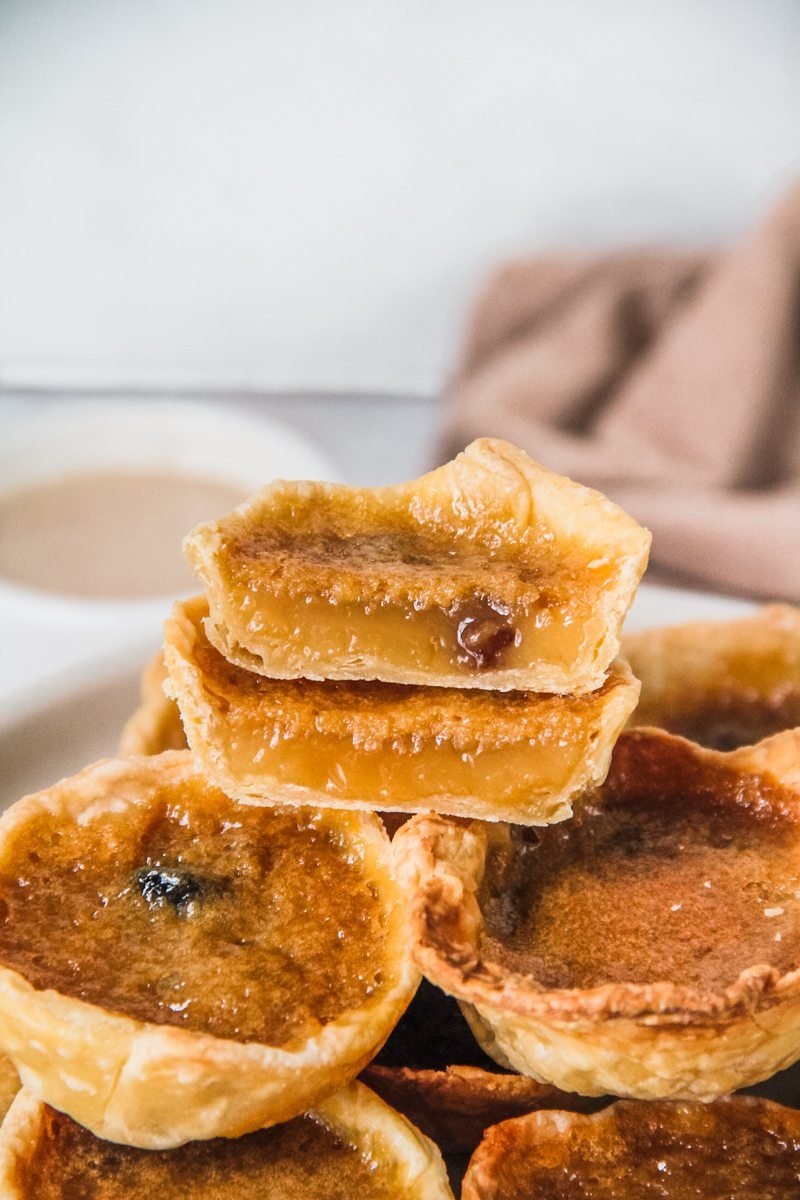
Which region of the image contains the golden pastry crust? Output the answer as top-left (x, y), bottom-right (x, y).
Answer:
top-left (624, 604), bottom-right (800, 749)
top-left (0, 752), bottom-right (419, 1148)
top-left (394, 728), bottom-right (800, 1101)
top-left (164, 596), bottom-right (639, 824)
top-left (0, 1082), bottom-right (454, 1199)
top-left (461, 1096), bottom-right (800, 1199)
top-left (184, 438), bottom-right (650, 693)
top-left (118, 651), bottom-right (186, 756)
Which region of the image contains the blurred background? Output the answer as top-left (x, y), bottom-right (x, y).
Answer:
top-left (1, 0), bottom-right (798, 785)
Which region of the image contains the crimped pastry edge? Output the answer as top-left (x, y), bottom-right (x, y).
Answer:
top-left (393, 728), bottom-right (800, 1100)
top-left (0, 752), bottom-right (419, 1148)
top-left (0, 1081), bottom-right (454, 1199)
top-left (184, 437), bottom-right (650, 695)
top-left (164, 597), bottom-right (639, 825)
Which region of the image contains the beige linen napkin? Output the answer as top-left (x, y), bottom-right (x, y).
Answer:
top-left (442, 186), bottom-right (800, 601)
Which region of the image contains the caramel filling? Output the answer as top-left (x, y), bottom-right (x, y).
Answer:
top-left (0, 781), bottom-right (389, 1044)
top-left (482, 1101), bottom-right (800, 1198)
top-left (27, 1106), bottom-right (399, 1200)
top-left (480, 801), bottom-right (800, 991)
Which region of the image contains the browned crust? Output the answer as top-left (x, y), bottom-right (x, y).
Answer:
top-left (461, 1096), bottom-right (800, 1199)
top-left (165, 596), bottom-right (638, 748)
top-left (361, 1063), bottom-right (601, 1155)
top-left (624, 604), bottom-right (800, 744)
top-left (118, 652), bottom-right (186, 756)
top-left (393, 727), bottom-right (800, 1026)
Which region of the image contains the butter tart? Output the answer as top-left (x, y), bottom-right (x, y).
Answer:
top-left (395, 727), bottom-right (800, 1101)
top-left (0, 752), bottom-right (418, 1147)
top-left (118, 650), bottom-right (186, 756)
top-left (363, 979), bottom-right (599, 1154)
top-left (164, 596), bottom-right (639, 825)
top-left (0, 1081), bottom-right (454, 1199)
top-left (184, 438), bottom-right (650, 693)
top-left (625, 603), bottom-right (800, 749)
top-left (461, 1096), bottom-right (800, 1199)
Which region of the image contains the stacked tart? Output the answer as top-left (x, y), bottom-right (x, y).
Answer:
top-left (5, 436), bottom-right (800, 1195)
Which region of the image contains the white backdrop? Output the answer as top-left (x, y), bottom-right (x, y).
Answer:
top-left (1, 0), bottom-right (798, 394)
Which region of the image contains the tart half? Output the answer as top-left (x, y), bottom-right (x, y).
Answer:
top-left (625, 603), bottom-right (800, 749)
top-left (164, 597), bottom-right (639, 824)
top-left (118, 651), bottom-right (186, 756)
top-left (395, 727), bottom-right (800, 1100)
top-left (0, 752), bottom-right (418, 1147)
top-left (0, 1082), bottom-right (454, 1199)
top-left (184, 438), bottom-right (650, 693)
top-left (462, 1096), bottom-right (800, 1199)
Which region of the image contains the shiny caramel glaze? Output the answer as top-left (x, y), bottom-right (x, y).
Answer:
top-left (0, 761), bottom-right (390, 1045)
top-left (480, 732), bottom-right (800, 992)
top-left (165, 597), bottom-right (639, 823)
top-left (185, 439), bottom-right (650, 691)
top-left (625, 605), bottom-right (800, 750)
top-left (462, 1097), bottom-right (800, 1199)
top-left (24, 1105), bottom-right (399, 1200)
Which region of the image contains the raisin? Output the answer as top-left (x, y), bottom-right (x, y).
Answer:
top-left (457, 615), bottom-right (515, 668)
top-left (136, 867), bottom-right (213, 915)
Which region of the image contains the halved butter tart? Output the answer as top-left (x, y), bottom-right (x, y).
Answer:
top-left (0, 1081), bottom-right (454, 1199)
top-left (461, 1096), bottom-right (800, 1199)
top-left (625, 603), bottom-right (800, 750)
top-left (0, 752), bottom-right (418, 1148)
top-left (118, 650), bottom-right (186, 756)
top-left (184, 438), bottom-right (650, 694)
top-left (394, 727), bottom-right (800, 1101)
top-left (163, 597), bottom-right (639, 825)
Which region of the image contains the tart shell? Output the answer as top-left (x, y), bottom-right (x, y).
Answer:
top-left (0, 753), bottom-right (419, 1148)
top-left (394, 728), bottom-right (800, 1101)
top-left (0, 1081), bottom-right (454, 1199)
top-left (118, 651), bottom-right (186, 756)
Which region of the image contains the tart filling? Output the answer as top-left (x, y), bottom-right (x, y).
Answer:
top-left (394, 728), bottom-right (800, 1100)
top-left (184, 438), bottom-right (650, 693)
top-left (0, 1083), bottom-right (453, 1200)
top-left (624, 604), bottom-right (800, 750)
top-left (164, 597), bottom-right (639, 824)
top-left (461, 1097), bottom-right (800, 1199)
top-left (119, 651), bottom-right (186, 756)
top-left (0, 752), bottom-right (417, 1146)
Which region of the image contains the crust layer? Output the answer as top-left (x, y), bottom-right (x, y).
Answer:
top-left (118, 651), bottom-right (186, 756)
top-left (164, 596), bottom-right (639, 824)
top-left (184, 438), bottom-right (650, 693)
top-left (0, 753), bottom-right (419, 1148)
top-left (462, 1096), bottom-right (800, 1199)
top-left (625, 603), bottom-right (800, 749)
top-left (0, 1082), bottom-right (454, 1199)
top-left (393, 728), bottom-right (800, 1101)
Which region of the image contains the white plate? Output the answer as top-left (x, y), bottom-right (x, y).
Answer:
top-left (0, 582), bottom-right (754, 812)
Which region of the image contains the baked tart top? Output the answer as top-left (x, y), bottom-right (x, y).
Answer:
top-left (395, 727), bottom-right (800, 1024)
top-left (0, 751), bottom-right (406, 1047)
top-left (185, 437), bottom-right (649, 692)
top-left (462, 1096), bottom-right (800, 1199)
top-left (0, 1083), bottom-right (454, 1200)
top-left (625, 604), bottom-right (800, 750)
top-left (164, 595), bottom-right (638, 824)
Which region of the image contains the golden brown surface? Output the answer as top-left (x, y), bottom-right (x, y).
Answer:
top-left (0, 763), bottom-right (388, 1046)
top-left (462, 1097), bottom-right (800, 1199)
top-left (185, 438), bottom-right (650, 692)
top-left (165, 597), bottom-right (639, 824)
top-left (480, 791), bottom-right (800, 992)
top-left (26, 1107), bottom-right (397, 1200)
top-left (118, 650), bottom-right (186, 756)
top-left (625, 604), bottom-right (800, 750)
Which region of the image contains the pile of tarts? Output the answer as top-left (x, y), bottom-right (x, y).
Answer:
top-left (1, 439), bottom-right (800, 1197)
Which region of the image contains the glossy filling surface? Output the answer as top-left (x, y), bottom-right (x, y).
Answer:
top-left (26, 1106), bottom-right (399, 1200)
top-left (0, 779), bottom-right (389, 1044)
top-left (171, 607), bottom-right (633, 812)
top-left (480, 795), bottom-right (800, 991)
